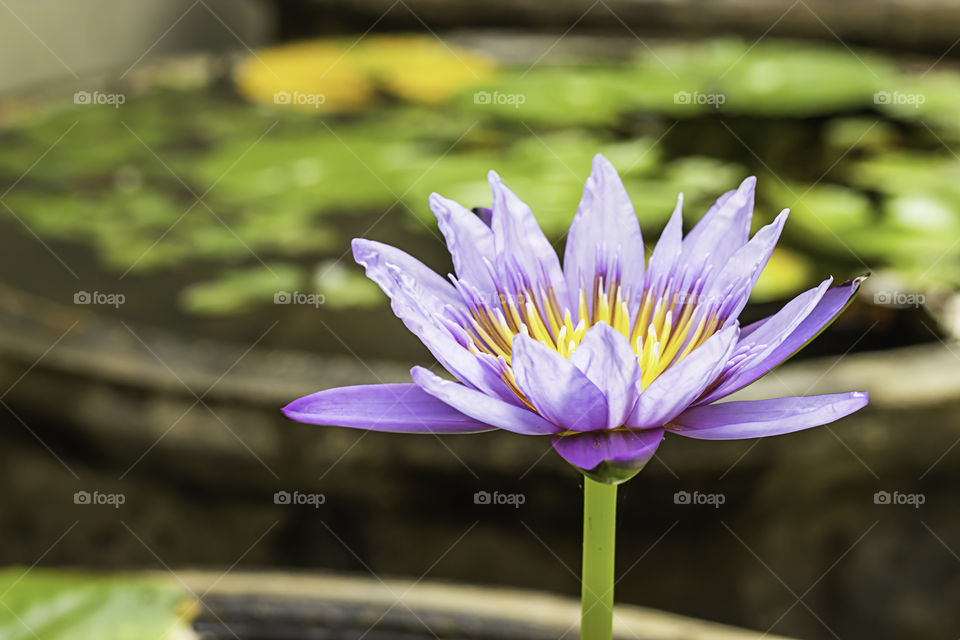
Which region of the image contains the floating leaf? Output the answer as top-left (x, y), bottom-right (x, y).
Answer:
top-left (885, 193), bottom-right (959, 234)
top-left (750, 247), bottom-right (815, 302)
top-left (459, 66), bottom-right (635, 126)
top-left (0, 568), bottom-right (197, 640)
top-left (718, 40), bottom-right (894, 116)
top-left (851, 151), bottom-right (960, 198)
top-left (234, 36), bottom-right (496, 113)
top-left (313, 260), bottom-right (384, 310)
top-left (766, 181), bottom-right (873, 241)
top-left (355, 36), bottom-right (496, 104)
top-left (873, 70), bottom-right (960, 136)
top-left (824, 118), bottom-right (898, 152)
top-left (234, 40), bottom-right (376, 112)
top-left (179, 264), bottom-right (303, 315)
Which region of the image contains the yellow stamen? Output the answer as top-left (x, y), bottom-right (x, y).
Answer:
top-left (459, 277), bottom-right (724, 403)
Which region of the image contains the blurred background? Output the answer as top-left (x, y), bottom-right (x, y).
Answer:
top-left (1, 0), bottom-right (960, 638)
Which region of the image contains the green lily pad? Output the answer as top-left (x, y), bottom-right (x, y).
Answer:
top-left (885, 193), bottom-right (959, 233)
top-left (850, 151), bottom-right (960, 200)
top-left (751, 247), bottom-right (815, 302)
top-left (824, 117), bottom-right (898, 152)
top-left (873, 70), bottom-right (960, 136)
top-left (719, 40), bottom-right (893, 116)
top-left (0, 568), bottom-right (197, 640)
top-left (313, 260), bottom-right (384, 310)
top-left (179, 263), bottom-right (303, 315)
top-left (623, 38), bottom-right (894, 117)
top-left (457, 66), bottom-right (635, 126)
top-left (766, 180), bottom-right (874, 242)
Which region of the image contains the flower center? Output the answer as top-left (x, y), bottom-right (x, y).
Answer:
top-left (450, 272), bottom-right (721, 393)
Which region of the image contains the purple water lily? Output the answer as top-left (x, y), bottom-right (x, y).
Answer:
top-left (284, 155), bottom-right (868, 483)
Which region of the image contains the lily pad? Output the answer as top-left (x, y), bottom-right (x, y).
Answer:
top-left (751, 247), bottom-right (815, 302)
top-left (824, 118), bottom-right (898, 153)
top-left (458, 66), bottom-right (636, 127)
top-left (313, 260), bottom-right (384, 310)
top-left (234, 36), bottom-right (496, 113)
top-left (873, 69), bottom-right (960, 136)
top-left (766, 180), bottom-right (874, 242)
top-left (179, 264), bottom-right (304, 315)
top-left (0, 568), bottom-right (197, 640)
top-left (719, 40), bottom-right (893, 116)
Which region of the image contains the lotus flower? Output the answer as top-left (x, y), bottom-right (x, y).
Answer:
top-left (284, 155), bottom-right (868, 483)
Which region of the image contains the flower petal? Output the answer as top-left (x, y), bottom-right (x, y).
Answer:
top-left (352, 238), bottom-right (460, 313)
top-left (699, 276), bottom-right (865, 403)
top-left (644, 193), bottom-right (684, 291)
top-left (700, 209), bottom-right (788, 324)
top-left (488, 171), bottom-right (568, 306)
top-left (626, 324), bottom-right (740, 429)
top-left (430, 193), bottom-right (497, 294)
top-left (411, 366), bottom-right (560, 435)
top-left (563, 154), bottom-right (644, 301)
top-left (668, 392), bottom-right (869, 440)
top-left (569, 323), bottom-right (641, 428)
top-left (353, 239), bottom-right (513, 401)
top-left (511, 333), bottom-right (609, 432)
top-left (283, 383), bottom-right (494, 433)
top-left (681, 176), bottom-right (756, 274)
top-left (552, 428), bottom-right (664, 484)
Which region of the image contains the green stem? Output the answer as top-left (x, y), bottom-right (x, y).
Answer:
top-left (581, 476), bottom-right (617, 640)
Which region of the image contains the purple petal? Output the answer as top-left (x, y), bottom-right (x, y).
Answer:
top-left (644, 194), bottom-right (684, 292)
top-left (430, 193), bottom-right (497, 294)
top-left (681, 176), bottom-right (756, 274)
top-left (353, 239), bottom-right (513, 401)
top-left (735, 277), bottom-right (832, 351)
top-left (352, 239), bottom-right (460, 313)
top-left (569, 323), bottom-right (641, 428)
top-left (626, 324), bottom-right (740, 429)
top-left (283, 383), bottom-right (494, 433)
top-left (411, 366), bottom-right (560, 435)
top-left (563, 154), bottom-right (644, 301)
top-left (700, 209), bottom-right (788, 324)
top-left (511, 334), bottom-right (608, 432)
top-left (488, 171), bottom-right (568, 305)
top-left (552, 428), bottom-right (664, 482)
top-left (699, 276), bottom-right (865, 403)
top-left (669, 392), bottom-right (869, 440)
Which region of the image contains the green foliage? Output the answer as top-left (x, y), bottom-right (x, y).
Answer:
top-left (312, 260), bottom-right (385, 310)
top-left (751, 248), bottom-right (816, 302)
top-left (5, 36), bottom-right (960, 313)
top-left (180, 263), bottom-right (303, 315)
top-left (0, 568), bottom-right (196, 640)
